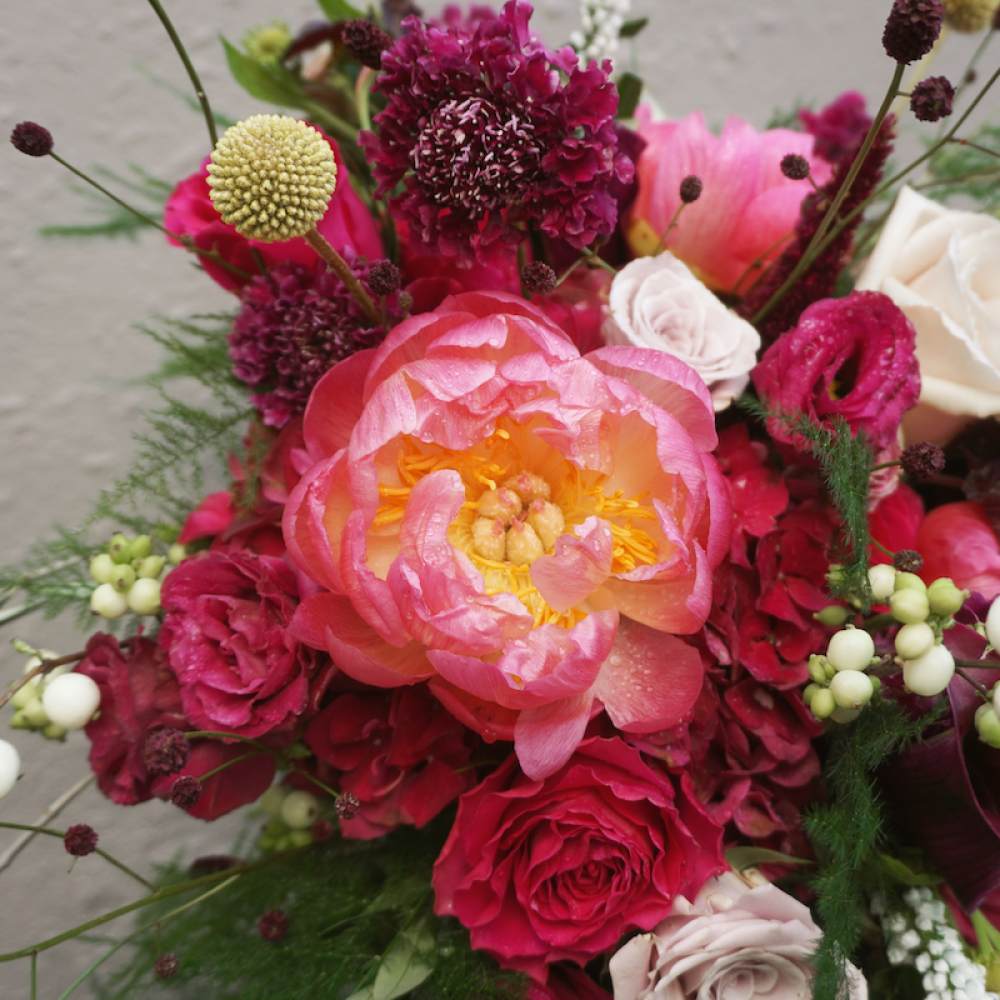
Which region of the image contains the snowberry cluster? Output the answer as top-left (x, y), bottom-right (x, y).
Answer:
top-left (88, 532), bottom-right (180, 619)
top-left (7, 648), bottom-right (100, 738)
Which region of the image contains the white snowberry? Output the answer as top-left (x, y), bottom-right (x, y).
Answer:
top-left (41, 672), bottom-right (101, 730)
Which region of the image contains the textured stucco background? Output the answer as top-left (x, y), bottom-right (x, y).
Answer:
top-left (0, 1), bottom-right (991, 997)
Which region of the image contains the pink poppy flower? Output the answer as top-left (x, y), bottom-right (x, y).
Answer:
top-left (626, 112), bottom-right (831, 295)
top-left (284, 291), bottom-right (731, 778)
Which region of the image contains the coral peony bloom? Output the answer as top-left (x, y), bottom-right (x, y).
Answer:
top-left (285, 290), bottom-right (731, 778)
top-left (164, 139), bottom-right (382, 293)
top-left (433, 737), bottom-right (725, 980)
top-left (752, 291), bottom-right (920, 455)
top-left (159, 551), bottom-right (325, 740)
top-left (917, 501), bottom-right (1000, 599)
top-left (626, 112), bottom-right (830, 295)
top-left (610, 869), bottom-right (867, 1000)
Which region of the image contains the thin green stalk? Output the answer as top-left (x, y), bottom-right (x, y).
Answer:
top-left (30, 951), bottom-right (36, 1000)
top-left (47, 154), bottom-right (251, 281)
top-left (55, 875), bottom-right (240, 1000)
top-left (197, 751), bottom-right (265, 782)
top-left (144, 0), bottom-right (218, 147)
top-left (0, 823), bottom-right (158, 893)
top-left (580, 246), bottom-right (617, 274)
top-left (184, 730), bottom-right (271, 753)
top-left (0, 843), bottom-right (312, 962)
top-left (753, 61), bottom-right (905, 326)
top-left (356, 67), bottom-right (376, 134)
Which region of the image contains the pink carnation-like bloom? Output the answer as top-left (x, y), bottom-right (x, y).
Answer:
top-left (164, 137), bottom-right (383, 293)
top-left (284, 290), bottom-right (731, 779)
top-left (433, 737), bottom-right (725, 981)
top-left (752, 291), bottom-right (920, 455)
top-left (361, 1), bottom-right (632, 261)
top-left (159, 551), bottom-right (325, 740)
top-left (626, 111), bottom-right (831, 295)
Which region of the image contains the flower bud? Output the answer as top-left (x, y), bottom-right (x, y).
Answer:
top-left (927, 577), bottom-right (969, 617)
top-left (0, 739), bottom-right (21, 799)
top-left (826, 626), bottom-right (876, 672)
top-left (280, 790), bottom-right (320, 830)
top-left (129, 535), bottom-right (153, 560)
top-left (42, 672), bottom-right (101, 730)
top-left (976, 704), bottom-right (1000, 748)
top-left (890, 588), bottom-right (930, 624)
top-left (815, 605), bottom-right (851, 628)
top-left (868, 563), bottom-right (897, 603)
top-left (127, 578), bottom-right (162, 616)
top-left (90, 583), bottom-right (129, 620)
top-left (830, 669), bottom-right (875, 709)
top-left (894, 572), bottom-right (927, 593)
top-left (810, 687), bottom-right (836, 720)
top-left (894, 621), bottom-right (936, 660)
top-left (89, 553), bottom-right (115, 584)
top-left (902, 644), bottom-right (955, 696)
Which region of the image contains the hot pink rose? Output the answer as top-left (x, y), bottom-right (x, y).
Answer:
top-left (917, 501), bottom-right (1000, 599)
top-left (77, 633), bottom-right (189, 806)
top-left (284, 290), bottom-right (731, 778)
top-left (303, 684), bottom-right (476, 839)
top-left (164, 138), bottom-right (383, 293)
top-left (433, 736), bottom-right (725, 981)
top-left (752, 291), bottom-right (920, 455)
top-left (610, 870), bottom-right (867, 1000)
top-left (626, 112), bottom-right (831, 295)
top-left (159, 551), bottom-right (325, 739)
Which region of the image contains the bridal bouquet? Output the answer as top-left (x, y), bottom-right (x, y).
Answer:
top-left (7, 0), bottom-right (1000, 997)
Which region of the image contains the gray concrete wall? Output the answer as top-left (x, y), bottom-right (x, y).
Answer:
top-left (0, 1), bottom-right (990, 996)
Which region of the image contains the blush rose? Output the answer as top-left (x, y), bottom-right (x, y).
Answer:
top-left (432, 736), bottom-right (725, 982)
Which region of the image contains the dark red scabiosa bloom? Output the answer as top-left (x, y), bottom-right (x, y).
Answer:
top-left (143, 728), bottom-right (192, 777)
top-left (64, 824), bottom-right (99, 857)
top-left (361, 1), bottom-right (633, 262)
top-left (910, 75), bottom-right (955, 121)
top-left (883, 0), bottom-right (944, 63)
top-left (229, 255), bottom-right (392, 429)
top-left (10, 122), bottom-right (53, 156)
top-left (258, 909), bottom-right (289, 941)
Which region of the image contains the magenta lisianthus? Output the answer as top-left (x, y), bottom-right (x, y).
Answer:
top-left (164, 136), bottom-right (382, 293)
top-left (432, 737), bottom-right (725, 981)
top-left (361, 1), bottom-right (632, 261)
top-left (159, 551), bottom-right (325, 740)
top-left (626, 111), bottom-right (831, 295)
top-left (284, 290), bottom-right (731, 779)
top-left (752, 291), bottom-right (920, 455)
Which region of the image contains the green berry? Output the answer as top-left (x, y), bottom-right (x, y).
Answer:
top-left (108, 564), bottom-right (136, 593)
top-left (811, 688), bottom-right (836, 720)
top-left (129, 535), bottom-right (152, 560)
top-left (108, 533), bottom-right (132, 564)
top-left (89, 553), bottom-right (115, 584)
top-left (894, 572), bottom-right (927, 593)
top-left (890, 588), bottom-right (930, 624)
top-left (815, 605), bottom-right (850, 628)
top-left (927, 577), bottom-right (969, 617)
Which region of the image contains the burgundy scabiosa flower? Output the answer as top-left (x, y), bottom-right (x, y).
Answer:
top-left (229, 255), bottom-right (392, 428)
top-left (361, 0), bottom-right (632, 261)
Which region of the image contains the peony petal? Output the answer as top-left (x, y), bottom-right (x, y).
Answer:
top-left (531, 516), bottom-right (614, 612)
top-left (302, 349), bottom-right (377, 460)
top-left (514, 691), bottom-right (594, 779)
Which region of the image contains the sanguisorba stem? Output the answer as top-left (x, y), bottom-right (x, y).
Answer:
top-left (303, 228), bottom-right (382, 326)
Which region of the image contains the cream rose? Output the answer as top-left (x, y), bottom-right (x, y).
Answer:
top-left (609, 870), bottom-right (867, 1000)
top-left (601, 253), bottom-right (760, 411)
top-left (856, 185), bottom-right (1000, 443)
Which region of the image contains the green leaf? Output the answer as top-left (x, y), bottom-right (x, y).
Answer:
top-left (222, 38), bottom-right (303, 106)
top-left (878, 853), bottom-right (944, 887)
top-left (616, 72), bottom-right (642, 120)
top-left (316, 0), bottom-right (364, 20)
top-left (619, 17), bottom-right (648, 39)
top-left (345, 920), bottom-right (435, 1000)
top-left (726, 847), bottom-right (813, 871)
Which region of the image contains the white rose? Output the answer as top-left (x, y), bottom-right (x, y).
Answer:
top-left (601, 253), bottom-right (760, 411)
top-left (609, 870), bottom-right (868, 1000)
top-left (856, 185), bottom-right (1000, 443)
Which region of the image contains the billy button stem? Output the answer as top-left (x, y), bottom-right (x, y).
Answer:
top-left (206, 114), bottom-right (381, 326)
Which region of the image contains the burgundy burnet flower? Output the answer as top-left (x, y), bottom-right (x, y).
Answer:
top-left (64, 824), bottom-right (99, 857)
top-left (361, 0), bottom-right (632, 261)
top-left (229, 256), bottom-right (393, 429)
top-left (752, 291), bottom-right (920, 456)
top-left (883, 0), bottom-right (944, 64)
top-left (159, 551), bottom-right (325, 741)
top-left (910, 74), bottom-right (955, 121)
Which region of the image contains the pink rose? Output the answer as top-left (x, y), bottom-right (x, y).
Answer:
top-left (159, 551), bottom-right (325, 739)
top-left (917, 501), bottom-right (1000, 600)
top-left (77, 633), bottom-right (189, 806)
top-left (433, 736), bottom-right (725, 981)
top-left (752, 291), bottom-right (920, 455)
top-left (164, 138), bottom-right (383, 293)
top-left (610, 870), bottom-right (868, 1000)
top-left (284, 290), bottom-right (731, 778)
top-left (626, 112), bottom-right (830, 295)
top-left (303, 685), bottom-right (476, 839)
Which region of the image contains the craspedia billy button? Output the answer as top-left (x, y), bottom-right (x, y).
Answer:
top-left (207, 115), bottom-right (337, 242)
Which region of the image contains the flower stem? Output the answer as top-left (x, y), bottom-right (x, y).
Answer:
top-left (955, 666), bottom-right (993, 699)
top-left (303, 228), bottom-right (382, 325)
top-left (143, 0), bottom-right (217, 147)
